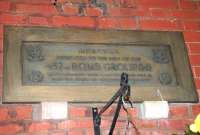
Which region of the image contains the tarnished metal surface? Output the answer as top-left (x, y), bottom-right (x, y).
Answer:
top-left (22, 42), bottom-right (177, 86)
top-left (3, 26), bottom-right (198, 102)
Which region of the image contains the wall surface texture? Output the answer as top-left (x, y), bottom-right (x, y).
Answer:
top-left (0, 0), bottom-right (200, 134)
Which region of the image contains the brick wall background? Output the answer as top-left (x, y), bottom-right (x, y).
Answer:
top-left (0, 0), bottom-right (200, 134)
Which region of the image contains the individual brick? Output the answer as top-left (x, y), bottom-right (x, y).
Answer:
top-left (118, 17), bottom-right (137, 29)
top-left (56, 0), bottom-right (89, 4)
top-left (0, 107), bottom-right (9, 121)
top-left (135, 119), bottom-right (158, 129)
top-left (188, 43), bottom-right (200, 54)
top-left (28, 121), bottom-right (55, 133)
top-left (50, 131), bottom-right (66, 135)
top-left (97, 17), bottom-right (118, 29)
top-left (179, 0), bottom-right (198, 10)
top-left (136, 0), bottom-right (178, 9)
top-left (97, 17), bottom-right (137, 29)
top-left (184, 21), bottom-right (200, 31)
top-left (63, 4), bottom-right (79, 15)
top-left (184, 32), bottom-right (200, 42)
top-left (52, 16), bottom-right (95, 28)
top-left (104, 0), bottom-right (113, 5)
top-left (13, 0), bottom-right (52, 4)
top-left (173, 10), bottom-right (200, 20)
top-left (0, 1), bottom-right (11, 12)
top-left (140, 19), bottom-right (183, 31)
top-left (150, 9), bottom-right (172, 18)
top-left (57, 119), bottom-right (93, 129)
top-left (192, 104), bottom-right (200, 116)
top-left (29, 16), bottom-right (49, 25)
top-left (15, 105), bottom-right (32, 120)
top-left (121, 0), bottom-right (136, 8)
top-left (16, 4), bottom-right (58, 16)
top-left (189, 55), bottom-right (200, 66)
top-left (159, 119), bottom-right (188, 130)
top-left (86, 7), bottom-right (102, 17)
top-left (108, 8), bottom-right (150, 17)
top-left (0, 13), bottom-right (27, 25)
top-left (132, 129), bottom-right (168, 135)
top-left (68, 130), bottom-right (84, 135)
top-left (0, 123), bottom-right (23, 135)
top-left (169, 105), bottom-right (189, 118)
top-left (69, 106), bottom-right (90, 117)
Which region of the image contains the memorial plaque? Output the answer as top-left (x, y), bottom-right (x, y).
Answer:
top-left (3, 26), bottom-right (198, 102)
top-left (22, 42), bottom-right (176, 86)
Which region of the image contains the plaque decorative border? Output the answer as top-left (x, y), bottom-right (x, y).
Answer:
top-left (3, 26), bottom-right (199, 102)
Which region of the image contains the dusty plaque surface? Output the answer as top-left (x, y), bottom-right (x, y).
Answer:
top-left (22, 42), bottom-right (176, 86)
top-left (3, 26), bottom-right (198, 102)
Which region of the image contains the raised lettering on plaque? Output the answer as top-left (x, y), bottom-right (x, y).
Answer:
top-left (4, 26), bottom-right (198, 102)
top-left (22, 42), bottom-right (176, 86)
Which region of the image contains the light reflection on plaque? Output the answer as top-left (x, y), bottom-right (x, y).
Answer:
top-left (22, 42), bottom-right (177, 86)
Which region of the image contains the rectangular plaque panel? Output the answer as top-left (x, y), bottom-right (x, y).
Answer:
top-left (3, 26), bottom-right (198, 102)
top-left (22, 42), bottom-right (176, 86)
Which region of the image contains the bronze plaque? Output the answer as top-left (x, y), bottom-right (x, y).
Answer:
top-left (3, 26), bottom-right (198, 102)
top-left (22, 42), bottom-right (176, 86)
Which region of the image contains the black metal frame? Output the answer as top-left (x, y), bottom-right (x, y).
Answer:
top-left (92, 73), bottom-right (131, 135)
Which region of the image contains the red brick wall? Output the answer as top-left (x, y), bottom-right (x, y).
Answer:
top-left (0, 0), bottom-right (200, 134)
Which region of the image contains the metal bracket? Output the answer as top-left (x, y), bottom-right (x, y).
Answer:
top-left (92, 107), bottom-right (101, 135)
top-left (92, 73), bottom-right (130, 135)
